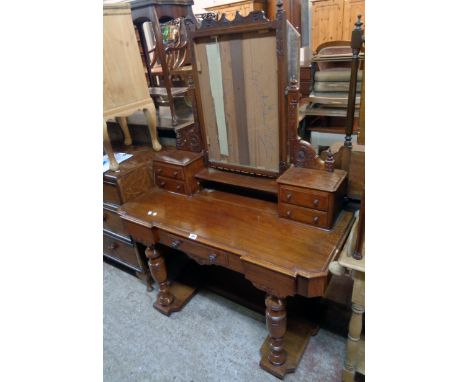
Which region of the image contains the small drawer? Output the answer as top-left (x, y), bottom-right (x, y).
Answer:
top-left (103, 234), bottom-right (142, 271)
top-left (159, 231), bottom-right (228, 267)
top-left (156, 176), bottom-right (186, 194)
top-left (154, 163), bottom-right (185, 180)
top-left (103, 207), bottom-right (129, 239)
top-left (279, 202), bottom-right (329, 228)
top-left (279, 185), bottom-right (329, 211)
top-left (104, 182), bottom-right (121, 205)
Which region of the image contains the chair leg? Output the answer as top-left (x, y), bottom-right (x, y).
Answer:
top-left (103, 119), bottom-right (119, 171)
top-left (116, 116), bottom-right (132, 146)
top-left (143, 103), bottom-right (162, 152)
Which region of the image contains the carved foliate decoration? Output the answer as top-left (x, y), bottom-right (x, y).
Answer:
top-left (200, 10), bottom-right (268, 29)
top-left (175, 124), bottom-right (202, 152)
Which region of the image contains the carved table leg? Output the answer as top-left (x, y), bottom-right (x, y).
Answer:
top-left (266, 295), bottom-right (287, 366)
top-left (103, 119), bottom-right (119, 171)
top-left (145, 245), bottom-right (197, 316)
top-left (343, 302), bottom-right (364, 382)
top-left (116, 116), bottom-right (132, 146)
top-left (143, 103), bottom-right (162, 152)
top-left (145, 246), bottom-right (174, 308)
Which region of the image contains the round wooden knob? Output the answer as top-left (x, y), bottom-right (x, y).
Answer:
top-left (157, 168), bottom-right (162, 174)
top-left (313, 216), bottom-right (319, 224)
top-left (160, 181), bottom-right (166, 187)
top-left (107, 242), bottom-right (118, 251)
top-left (173, 171), bottom-right (178, 178)
top-left (208, 254), bottom-right (217, 264)
top-left (313, 199), bottom-right (319, 206)
top-left (286, 210), bottom-right (291, 218)
top-left (176, 184), bottom-right (181, 191)
top-left (286, 193), bottom-right (292, 201)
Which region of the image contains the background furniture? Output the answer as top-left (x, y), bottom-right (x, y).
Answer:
top-left (129, 0), bottom-right (196, 126)
top-left (311, 0), bottom-right (365, 52)
top-left (104, 2), bottom-right (161, 171)
top-left (103, 147), bottom-right (159, 291)
top-left (206, 0), bottom-right (266, 20)
top-left (118, 4), bottom-right (355, 379)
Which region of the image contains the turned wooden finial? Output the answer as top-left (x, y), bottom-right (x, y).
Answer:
top-left (325, 148), bottom-right (335, 172)
top-left (276, 0), bottom-right (284, 18)
top-left (288, 76), bottom-right (299, 92)
top-left (355, 14), bottom-right (363, 30)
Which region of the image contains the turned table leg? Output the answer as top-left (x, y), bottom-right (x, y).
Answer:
top-left (343, 302), bottom-right (364, 382)
top-left (116, 116), bottom-right (132, 146)
top-left (103, 119), bottom-right (119, 171)
top-left (143, 103), bottom-right (162, 152)
top-left (145, 246), bottom-right (174, 308)
top-left (265, 295), bottom-right (287, 367)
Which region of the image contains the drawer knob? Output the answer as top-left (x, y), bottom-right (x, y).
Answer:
top-left (286, 210), bottom-right (291, 218)
top-left (208, 254), bottom-right (217, 264)
top-left (171, 239), bottom-right (182, 249)
top-left (107, 242), bottom-right (118, 251)
top-left (286, 193), bottom-right (292, 201)
top-left (313, 199), bottom-right (319, 206)
top-left (173, 171), bottom-right (178, 178)
top-left (160, 181), bottom-right (166, 187)
top-left (157, 168), bottom-right (162, 174)
top-left (176, 184), bottom-right (181, 191)
top-left (313, 216), bottom-right (319, 224)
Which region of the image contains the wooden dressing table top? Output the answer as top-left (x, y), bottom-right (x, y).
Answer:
top-left (119, 187), bottom-right (354, 279)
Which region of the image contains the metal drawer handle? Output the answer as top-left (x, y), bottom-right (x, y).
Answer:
top-left (286, 193), bottom-right (292, 201)
top-left (313, 216), bottom-right (319, 224)
top-left (107, 242), bottom-right (118, 251)
top-left (171, 239), bottom-right (182, 249)
top-left (208, 254), bottom-right (217, 264)
top-left (313, 199), bottom-right (319, 206)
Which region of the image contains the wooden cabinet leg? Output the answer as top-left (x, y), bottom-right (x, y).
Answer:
top-left (116, 116), bottom-right (132, 146)
top-left (143, 103), bottom-right (162, 152)
top-left (343, 303), bottom-right (364, 382)
top-left (145, 246), bottom-right (174, 308)
top-left (103, 119), bottom-right (119, 171)
top-left (265, 294), bottom-right (287, 367)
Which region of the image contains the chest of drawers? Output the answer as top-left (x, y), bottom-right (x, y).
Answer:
top-left (276, 167), bottom-right (347, 229)
top-left (153, 150), bottom-right (205, 195)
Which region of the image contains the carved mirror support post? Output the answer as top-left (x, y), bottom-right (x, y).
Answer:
top-left (145, 246), bottom-right (174, 308)
top-left (265, 294), bottom-right (287, 366)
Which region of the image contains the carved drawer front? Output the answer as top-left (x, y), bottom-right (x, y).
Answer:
top-left (103, 234), bottom-right (142, 271)
top-left (154, 163), bottom-right (185, 180)
top-left (279, 202), bottom-right (329, 228)
top-left (159, 231), bottom-right (228, 267)
top-left (103, 206), bottom-right (129, 239)
top-left (156, 176), bottom-right (187, 194)
top-left (279, 185), bottom-right (329, 211)
top-left (104, 182), bottom-right (121, 205)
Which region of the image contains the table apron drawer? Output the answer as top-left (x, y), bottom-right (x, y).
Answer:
top-left (103, 207), bottom-right (129, 239)
top-left (154, 163), bottom-right (185, 180)
top-left (103, 234), bottom-right (142, 270)
top-left (279, 185), bottom-right (329, 211)
top-left (159, 231), bottom-right (228, 267)
top-left (156, 176), bottom-right (186, 194)
top-left (279, 202), bottom-right (329, 228)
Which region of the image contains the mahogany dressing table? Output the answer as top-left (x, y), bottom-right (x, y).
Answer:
top-left (118, 3), bottom-right (355, 378)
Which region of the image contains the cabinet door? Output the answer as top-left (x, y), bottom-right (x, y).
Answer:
top-left (311, 0), bottom-right (343, 52)
top-left (342, 0), bottom-right (365, 41)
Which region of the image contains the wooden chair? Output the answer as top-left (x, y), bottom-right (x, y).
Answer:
top-left (144, 17), bottom-right (191, 125)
